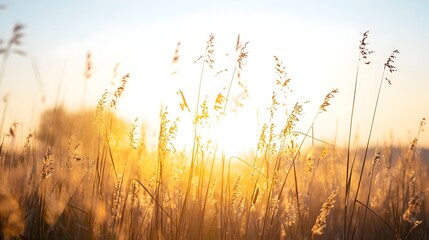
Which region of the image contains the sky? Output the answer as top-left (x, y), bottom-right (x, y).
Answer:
top-left (0, 0), bottom-right (428, 151)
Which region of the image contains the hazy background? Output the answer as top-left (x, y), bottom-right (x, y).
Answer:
top-left (1, 0), bottom-right (428, 150)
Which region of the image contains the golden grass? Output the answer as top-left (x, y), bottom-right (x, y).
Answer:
top-left (0, 30), bottom-right (427, 240)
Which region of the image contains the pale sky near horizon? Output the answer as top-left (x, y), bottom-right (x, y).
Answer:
top-left (0, 0), bottom-right (428, 151)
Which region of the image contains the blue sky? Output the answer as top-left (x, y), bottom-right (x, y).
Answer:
top-left (3, 1), bottom-right (429, 49)
top-left (1, 0), bottom-right (428, 149)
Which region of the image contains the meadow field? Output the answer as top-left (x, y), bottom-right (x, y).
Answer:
top-left (0, 20), bottom-right (428, 240)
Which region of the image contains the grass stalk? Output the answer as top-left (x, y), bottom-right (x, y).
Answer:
top-left (345, 31), bottom-right (373, 238)
top-left (349, 49), bottom-right (399, 239)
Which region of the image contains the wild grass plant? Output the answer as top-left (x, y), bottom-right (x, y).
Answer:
top-left (0, 25), bottom-right (427, 240)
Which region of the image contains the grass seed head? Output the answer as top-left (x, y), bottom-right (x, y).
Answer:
top-left (319, 88), bottom-right (339, 112)
top-left (0, 23), bottom-right (26, 56)
top-left (172, 41), bottom-right (181, 64)
top-left (129, 117), bottom-right (139, 150)
top-left (384, 49), bottom-right (399, 74)
top-left (359, 30), bottom-right (374, 64)
top-left (40, 147), bottom-right (55, 181)
top-left (112, 176), bottom-right (123, 220)
top-left (110, 73), bottom-right (130, 109)
top-left (84, 51), bottom-right (93, 80)
top-left (311, 187), bottom-right (339, 236)
top-left (403, 191), bottom-right (425, 224)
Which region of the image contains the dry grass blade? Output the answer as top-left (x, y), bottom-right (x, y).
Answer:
top-left (132, 179), bottom-right (178, 229)
top-left (177, 89), bottom-right (190, 112)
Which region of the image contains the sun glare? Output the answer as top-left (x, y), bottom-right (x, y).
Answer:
top-left (107, 17), bottom-right (353, 154)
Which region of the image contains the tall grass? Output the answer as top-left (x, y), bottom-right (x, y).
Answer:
top-left (344, 30), bottom-right (373, 238)
top-left (0, 28), bottom-right (427, 240)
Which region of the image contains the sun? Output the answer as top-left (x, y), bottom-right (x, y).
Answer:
top-left (210, 110), bottom-right (260, 155)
